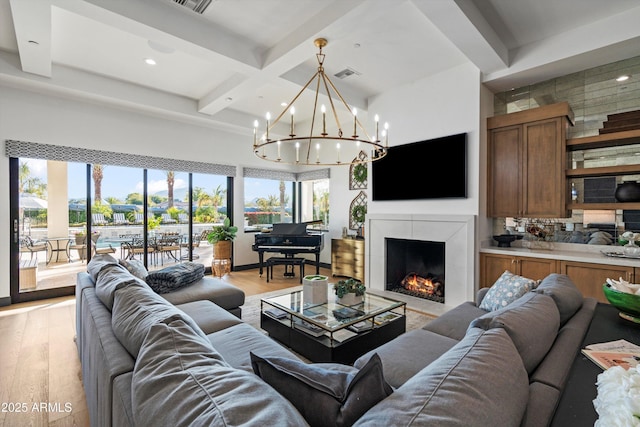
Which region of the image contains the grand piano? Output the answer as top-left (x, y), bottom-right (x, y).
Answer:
top-left (252, 222), bottom-right (324, 277)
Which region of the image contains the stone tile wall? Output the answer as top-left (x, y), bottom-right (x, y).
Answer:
top-left (493, 55), bottom-right (640, 138)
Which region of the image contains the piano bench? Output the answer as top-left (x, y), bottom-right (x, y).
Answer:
top-left (266, 257), bottom-right (305, 283)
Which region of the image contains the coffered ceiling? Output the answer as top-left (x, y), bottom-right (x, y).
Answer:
top-left (1, 0), bottom-right (640, 134)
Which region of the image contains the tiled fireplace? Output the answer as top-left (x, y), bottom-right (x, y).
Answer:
top-left (365, 214), bottom-right (475, 315)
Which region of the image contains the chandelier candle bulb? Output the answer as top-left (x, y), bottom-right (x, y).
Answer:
top-left (253, 120), bottom-right (259, 147)
top-left (337, 142), bottom-right (341, 163)
top-left (316, 143), bottom-right (320, 163)
top-left (266, 112), bottom-right (271, 141)
top-left (321, 104), bottom-right (327, 135)
top-left (295, 142), bottom-right (300, 163)
top-left (277, 140), bottom-right (281, 160)
top-left (290, 106), bottom-right (295, 136)
top-left (384, 122), bottom-right (389, 146)
top-left (375, 114), bottom-right (379, 141)
top-left (352, 108), bottom-right (358, 137)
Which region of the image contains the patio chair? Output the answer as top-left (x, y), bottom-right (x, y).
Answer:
top-left (92, 213), bottom-right (108, 225)
top-left (19, 235), bottom-right (47, 261)
top-left (113, 213), bottom-right (130, 225)
top-left (178, 213), bottom-right (189, 223)
top-left (161, 213), bottom-right (177, 224)
top-left (156, 233), bottom-right (182, 265)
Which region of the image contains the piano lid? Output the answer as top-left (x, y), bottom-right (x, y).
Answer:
top-left (271, 223), bottom-right (308, 235)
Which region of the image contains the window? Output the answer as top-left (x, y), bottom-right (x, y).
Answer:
top-left (244, 177), bottom-right (293, 231)
top-left (300, 178), bottom-right (329, 230)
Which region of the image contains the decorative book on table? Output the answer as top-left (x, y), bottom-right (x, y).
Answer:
top-left (582, 339), bottom-right (640, 370)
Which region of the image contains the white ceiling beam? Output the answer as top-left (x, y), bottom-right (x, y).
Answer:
top-left (411, 0), bottom-right (508, 74)
top-left (197, 0), bottom-right (365, 116)
top-left (9, 0), bottom-right (52, 77)
top-left (53, 0), bottom-right (260, 74)
top-left (483, 5), bottom-right (640, 89)
top-left (0, 50), bottom-right (246, 133)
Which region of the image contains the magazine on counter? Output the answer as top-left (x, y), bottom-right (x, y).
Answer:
top-left (581, 349), bottom-right (640, 370)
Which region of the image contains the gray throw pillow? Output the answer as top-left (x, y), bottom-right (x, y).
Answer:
top-left (533, 273), bottom-right (583, 325)
top-left (470, 291), bottom-right (560, 373)
top-left (87, 253), bottom-right (121, 281)
top-left (353, 328), bottom-right (529, 427)
top-left (145, 262), bottom-right (205, 294)
top-left (251, 352), bottom-right (392, 427)
top-left (118, 258), bottom-right (148, 280)
top-left (111, 282), bottom-right (207, 357)
top-left (94, 262), bottom-right (144, 311)
top-left (132, 318), bottom-right (307, 427)
top-left (479, 270), bottom-right (537, 311)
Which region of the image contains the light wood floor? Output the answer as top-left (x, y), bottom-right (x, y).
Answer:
top-left (0, 265), bottom-right (330, 427)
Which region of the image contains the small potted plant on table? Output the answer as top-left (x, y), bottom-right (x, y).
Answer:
top-left (333, 278), bottom-right (366, 305)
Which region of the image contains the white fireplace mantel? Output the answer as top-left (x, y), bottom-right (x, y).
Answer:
top-left (365, 214), bottom-right (476, 315)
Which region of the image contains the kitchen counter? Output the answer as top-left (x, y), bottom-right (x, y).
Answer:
top-left (480, 244), bottom-right (640, 268)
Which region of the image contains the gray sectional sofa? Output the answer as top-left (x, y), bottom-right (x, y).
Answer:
top-left (76, 253), bottom-right (596, 427)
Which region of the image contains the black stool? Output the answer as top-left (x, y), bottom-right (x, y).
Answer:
top-left (266, 257), bottom-right (305, 283)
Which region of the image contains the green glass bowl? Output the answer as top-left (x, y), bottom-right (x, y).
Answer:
top-left (603, 283), bottom-right (640, 318)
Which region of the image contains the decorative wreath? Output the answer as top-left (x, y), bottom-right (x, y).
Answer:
top-left (353, 163), bottom-right (367, 183)
top-left (352, 205), bottom-right (367, 223)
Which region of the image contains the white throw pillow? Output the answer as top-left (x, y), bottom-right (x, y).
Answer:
top-left (479, 270), bottom-right (536, 311)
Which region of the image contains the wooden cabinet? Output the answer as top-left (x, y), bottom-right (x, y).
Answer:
top-left (331, 238), bottom-right (365, 282)
top-left (487, 102), bottom-right (573, 217)
top-left (558, 261), bottom-right (634, 303)
top-left (480, 253), bottom-right (558, 288)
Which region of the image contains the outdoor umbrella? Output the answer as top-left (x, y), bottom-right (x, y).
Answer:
top-left (19, 193), bottom-right (48, 234)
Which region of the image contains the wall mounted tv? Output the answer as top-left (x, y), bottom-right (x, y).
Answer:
top-left (372, 133), bottom-right (467, 201)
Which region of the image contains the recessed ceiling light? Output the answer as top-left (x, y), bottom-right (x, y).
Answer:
top-left (616, 75), bottom-right (630, 82)
top-left (280, 102), bottom-right (288, 107)
top-left (144, 58), bottom-right (157, 66)
top-left (147, 40), bottom-right (175, 54)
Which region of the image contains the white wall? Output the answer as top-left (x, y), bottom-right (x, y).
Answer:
top-left (367, 62), bottom-right (482, 216)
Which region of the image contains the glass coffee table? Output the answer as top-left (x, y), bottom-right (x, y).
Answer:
top-left (261, 288), bottom-right (406, 364)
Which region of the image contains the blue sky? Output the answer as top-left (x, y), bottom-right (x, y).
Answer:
top-left (24, 158), bottom-right (283, 203)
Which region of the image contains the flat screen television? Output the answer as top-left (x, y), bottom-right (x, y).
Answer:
top-left (372, 133), bottom-right (467, 201)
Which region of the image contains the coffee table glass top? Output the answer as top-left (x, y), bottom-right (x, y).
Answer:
top-left (262, 288), bottom-right (405, 332)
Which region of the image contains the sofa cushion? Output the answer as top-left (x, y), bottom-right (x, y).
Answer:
top-left (176, 300), bottom-right (243, 335)
top-left (161, 276), bottom-right (245, 310)
top-left (132, 318), bottom-right (307, 427)
top-left (208, 323), bottom-right (302, 370)
top-left (353, 327), bottom-right (529, 427)
top-left (353, 329), bottom-right (458, 388)
top-left (533, 273), bottom-right (583, 325)
top-left (470, 292), bottom-right (560, 374)
top-left (118, 258), bottom-right (148, 280)
top-left (111, 283), bottom-right (207, 357)
top-left (87, 253), bottom-right (122, 281)
top-left (145, 262), bottom-right (205, 294)
top-left (251, 352), bottom-right (392, 427)
top-left (479, 270), bottom-right (537, 311)
top-left (422, 301), bottom-right (487, 341)
top-left (95, 263), bottom-right (145, 311)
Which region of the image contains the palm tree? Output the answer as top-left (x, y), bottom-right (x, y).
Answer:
top-left (210, 185), bottom-right (226, 220)
top-left (92, 164), bottom-right (104, 204)
top-left (166, 171), bottom-right (175, 208)
top-left (279, 180), bottom-right (286, 222)
top-left (18, 161), bottom-right (47, 197)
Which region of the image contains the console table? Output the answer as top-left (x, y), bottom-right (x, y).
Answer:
top-left (551, 303), bottom-right (640, 426)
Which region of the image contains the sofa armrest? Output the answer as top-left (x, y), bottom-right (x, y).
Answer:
top-left (476, 287), bottom-right (490, 306)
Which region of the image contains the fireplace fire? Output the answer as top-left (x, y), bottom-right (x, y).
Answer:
top-left (385, 238), bottom-right (445, 304)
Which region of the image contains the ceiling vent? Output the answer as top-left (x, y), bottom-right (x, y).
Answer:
top-left (172, 0), bottom-right (212, 14)
top-left (334, 67), bottom-right (361, 79)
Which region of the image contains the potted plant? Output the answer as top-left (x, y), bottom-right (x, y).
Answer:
top-left (333, 278), bottom-right (366, 305)
top-left (207, 217), bottom-right (237, 273)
